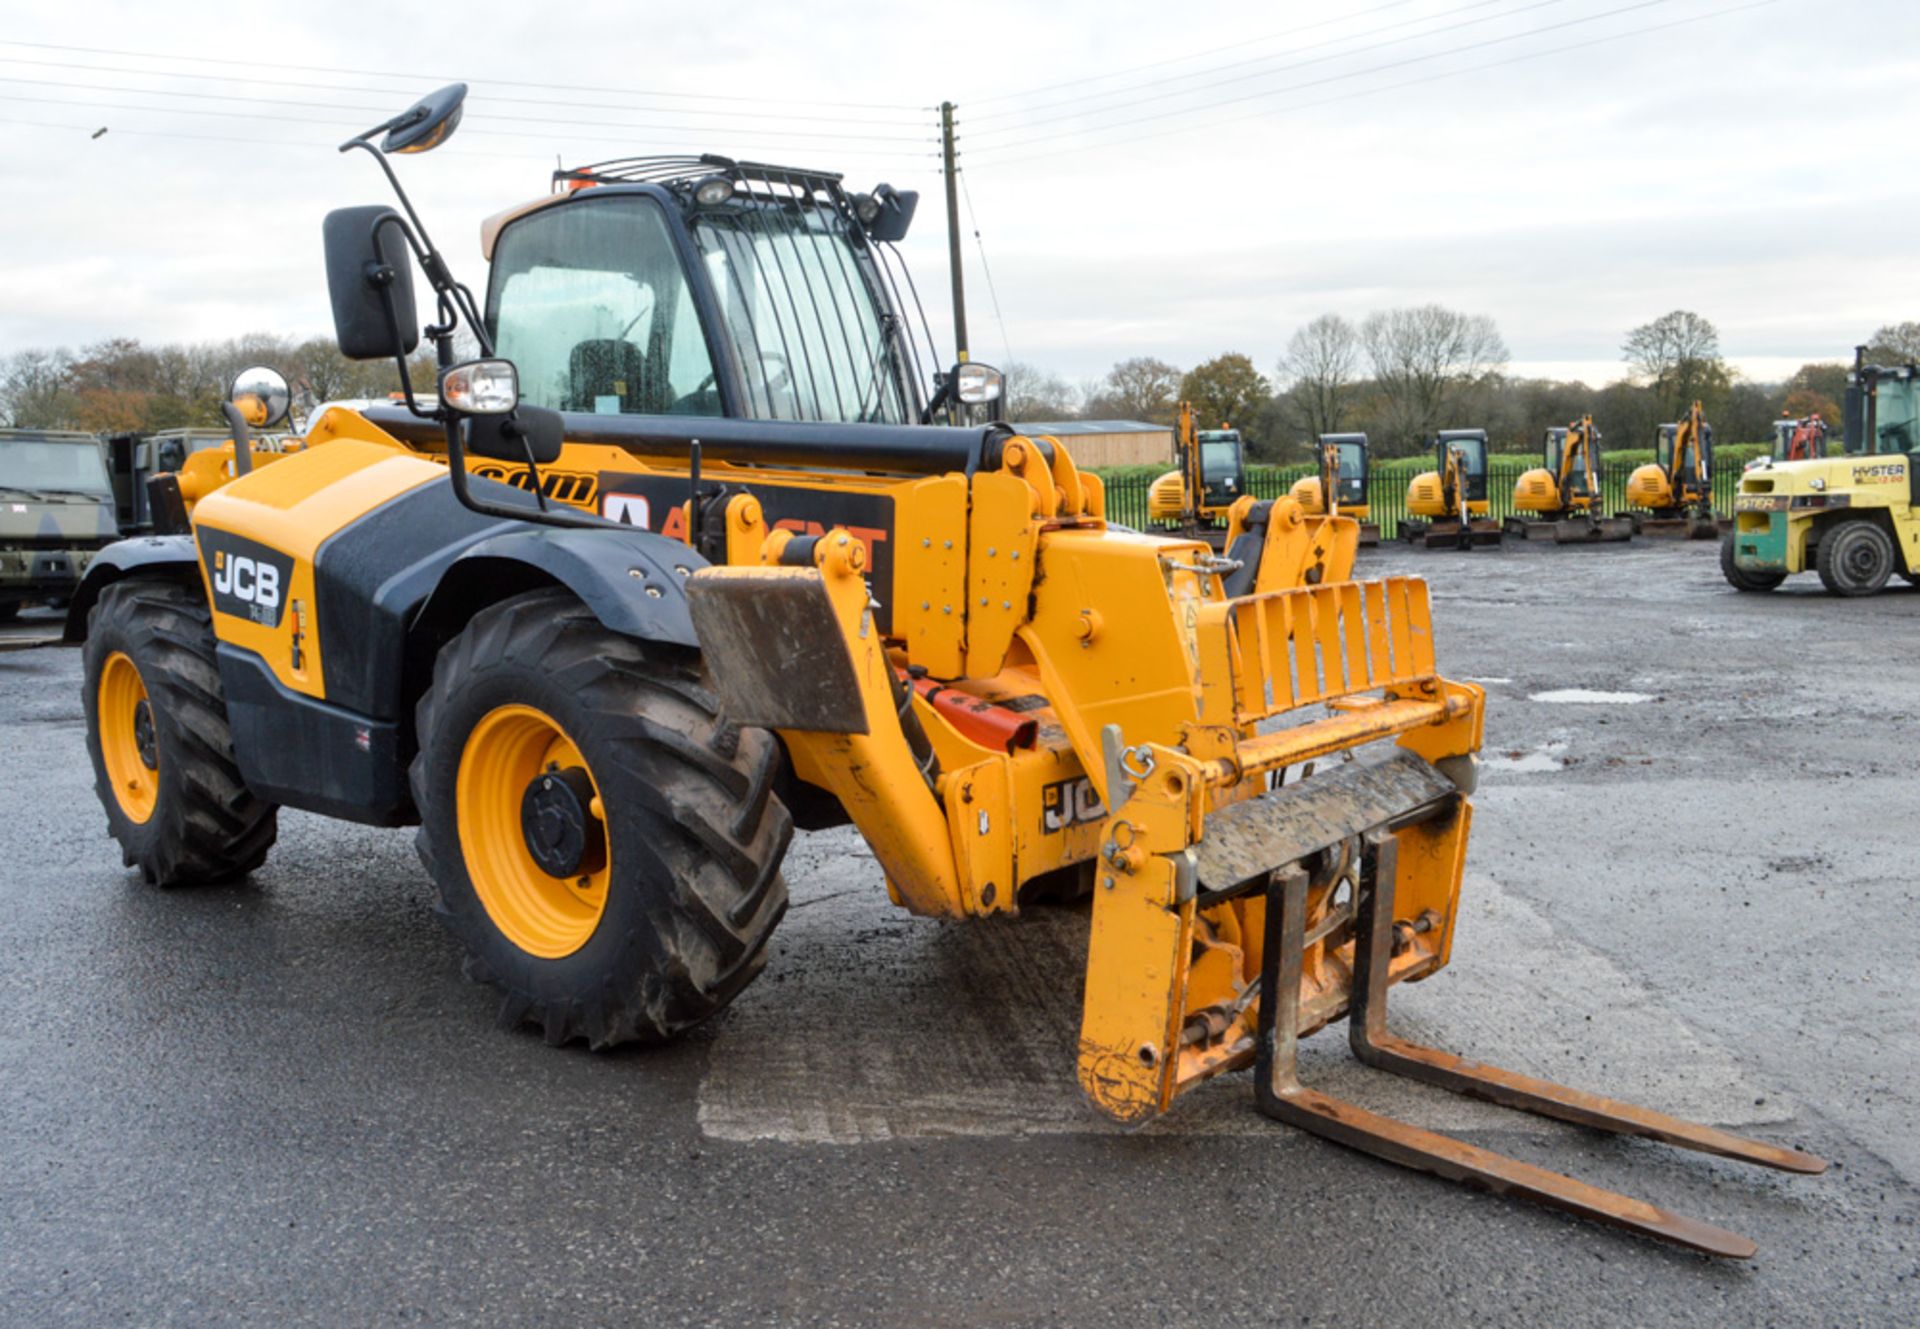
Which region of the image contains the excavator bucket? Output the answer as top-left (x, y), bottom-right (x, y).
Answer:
top-left (1551, 514), bottom-right (1634, 544)
top-left (1419, 520), bottom-right (1502, 550)
top-left (1636, 514), bottom-right (1720, 540)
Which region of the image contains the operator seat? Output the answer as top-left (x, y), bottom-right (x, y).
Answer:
top-left (567, 339), bottom-right (650, 413)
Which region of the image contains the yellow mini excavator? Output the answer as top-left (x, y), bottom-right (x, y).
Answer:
top-left (1148, 402), bottom-right (1246, 547)
top-left (1506, 416), bottom-right (1633, 543)
top-left (1626, 402), bottom-right (1720, 538)
top-left (1290, 432), bottom-right (1380, 546)
top-left (1400, 429), bottom-right (1502, 549)
top-left (67, 84), bottom-right (1822, 1257)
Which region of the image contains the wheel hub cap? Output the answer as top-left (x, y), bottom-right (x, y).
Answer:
top-left (520, 766), bottom-right (602, 878)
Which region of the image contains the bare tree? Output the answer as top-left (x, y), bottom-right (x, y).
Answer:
top-left (1866, 320), bottom-right (1920, 363)
top-left (1000, 360), bottom-right (1081, 422)
top-left (1622, 310), bottom-right (1727, 418)
top-left (1276, 313), bottom-right (1359, 441)
top-left (1360, 305), bottom-right (1508, 447)
top-left (1099, 356), bottom-right (1182, 423)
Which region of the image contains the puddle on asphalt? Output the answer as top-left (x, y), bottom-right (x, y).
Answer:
top-left (1483, 740), bottom-right (1569, 773)
top-left (1528, 689), bottom-right (1654, 704)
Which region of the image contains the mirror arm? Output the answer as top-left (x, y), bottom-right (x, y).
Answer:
top-left (218, 402), bottom-right (255, 476)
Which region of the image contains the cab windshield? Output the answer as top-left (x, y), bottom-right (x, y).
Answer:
top-left (691, 201), bottom-right (911, 425)
top-left (0, 439), bottom-right (110, 495)
top-left (1199, 437), bottom-right (1240, 481)
top-left (488, 197), bottom-right (723, 418)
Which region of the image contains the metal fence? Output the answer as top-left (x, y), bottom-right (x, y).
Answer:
top-left (1101, 460), bottom-right (1749, 541)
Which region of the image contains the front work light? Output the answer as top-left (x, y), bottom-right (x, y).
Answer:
top-left (441, 359), bottom-right (520, 414)
top-left (693, 174), bottom-right (736, 207)
top-left (955, 361), bottom-right (1004, 405)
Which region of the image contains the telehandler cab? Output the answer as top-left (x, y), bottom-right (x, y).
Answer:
top-left (1290, 433), bottom-right (1380, 545)
top-left (1626, 402), bottom-right (1720, 538)
top-left (1399, 429), bottom-right (1502, 549)
top-left (69, 84), bottom-right (1822, 1255)
top-left (1506, 416), bottom-right (1632, 543)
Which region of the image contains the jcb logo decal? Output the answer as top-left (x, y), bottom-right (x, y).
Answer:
top-left (1041, 777), bottom-right (1105, 835)
top-left (200, 531), bottom-right (295, 628)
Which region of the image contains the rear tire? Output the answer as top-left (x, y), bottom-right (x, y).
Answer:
top-left (0, 601), bottom-right (19, 623)
top-left (1719, 533), bottom-right (1784, 593)
top-left (82, 579), bottom-right (278, 886)
top-left (412, 589), bottom-right (791, 1048)
top-left (1815, 519), bottom-right (1894, 597)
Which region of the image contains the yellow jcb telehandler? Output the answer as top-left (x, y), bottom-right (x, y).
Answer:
top-left (1506, 416), bottom-right (1633, 543)
top-left (67, 85), bottom-right (1822, 1256)
top-left (1290, 432), bottom-right (1380, 545)
top-left (1626, 402), bottom-right (1720, 538)
top-left (1147, 402), bottom-right (1246, 548)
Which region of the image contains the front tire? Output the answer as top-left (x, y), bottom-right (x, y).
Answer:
top-left (1719, 533), bottom-right (1784, 592)
top-left (412, 590), bottom-right (791, 1048)
top-left (82, 580), bottom-right (279, 885)
top-left (1815, 519), bottom-right (1895, 597)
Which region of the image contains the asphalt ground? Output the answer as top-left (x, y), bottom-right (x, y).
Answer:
top-left (1, 540), bottom-right (1915, 1327)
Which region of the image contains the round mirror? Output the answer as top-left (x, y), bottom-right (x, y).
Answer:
top-left (229, 366), bottom-right (291, 430)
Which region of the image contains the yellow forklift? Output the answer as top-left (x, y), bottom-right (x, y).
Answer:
top-left (1290, 432), bottom-right (1379, 545)
top-left (1506, 416), bottom-right (1633, 543)
top-left (1400, 429), bottom-right (1502, 549)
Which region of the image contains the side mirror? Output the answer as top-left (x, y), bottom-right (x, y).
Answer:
top-left (382, 83), bottom-right (467, 154)
top-left (229, 366), bottom-right (291, 430)
top-left (465, 406), bottom-right (564, 466)
top-left (323, 206), bottom-right (420, 361)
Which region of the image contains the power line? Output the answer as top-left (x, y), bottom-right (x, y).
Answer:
top-left (0, 38), bottom-right (923, 111)
top-left (0, 75), bottom-right (935, 144)
top-left (0, 54), bottom-right (928, 126)
top-left (975, 0), bottom-right (1773, 169)
top-left (964, 0), bottom-right (1423, 107)
top-left (967, 0), bottom-right (1520, 126)
top-left (971, 0), bottom-right (1672, 158)
top-left (0, 115), bottom-right (544, 159)
top-left (957, 169), bottom-right (1013, 366)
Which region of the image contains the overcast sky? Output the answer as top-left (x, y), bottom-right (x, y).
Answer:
top-left (0, 0), bottom-right (1912, 389)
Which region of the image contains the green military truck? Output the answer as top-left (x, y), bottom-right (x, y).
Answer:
top-left (1723, 348), bottom-right (1920, 596)
top-left (0, 428), bottom-right (120, 621)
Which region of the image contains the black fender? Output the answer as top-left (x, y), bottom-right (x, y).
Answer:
top-left (63, 534), bottom-right (201, 642)
top-left (413, 524), bottom-right (706, 655)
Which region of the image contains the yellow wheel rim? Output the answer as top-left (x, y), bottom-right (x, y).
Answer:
top-left (98, 650), bottom-right (159, 824)
top-left (455, 704), bottom-right (611, 959)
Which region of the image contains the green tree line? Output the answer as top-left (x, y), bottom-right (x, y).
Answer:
top-left (1003, 312), bottom-right (1920, 461)
top-left (0, 335), bottom-right (437, 433)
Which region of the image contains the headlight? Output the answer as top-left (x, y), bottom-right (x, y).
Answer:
top-left (440, 359), bottom-right (519, 414)
top-left (955, 361), bottom-right (1004, 405)
top-left (1807, 476), bottom-right (1826, 491)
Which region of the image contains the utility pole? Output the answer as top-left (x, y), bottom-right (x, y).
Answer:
top-left (939, 101), bottom-right (968, 364)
